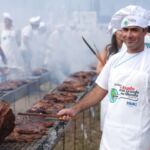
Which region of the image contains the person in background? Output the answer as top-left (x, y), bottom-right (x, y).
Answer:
top-left (0, 12), bottom-right (23, 69)
top-left (39, 21), bottom-right (52, 69)
top-left (96, 29), bottom-right (123, 74)
top-left (21, 16), bottom-right (41, 72)
top-left (0, 46), bottom-right (7, 65)
top-left (57, 5), bottom-right (150, 150)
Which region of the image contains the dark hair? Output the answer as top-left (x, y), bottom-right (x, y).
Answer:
top-left (107, 33), bottom-right (120, 58)
top-left (148, 26), bottom-right (150, 33)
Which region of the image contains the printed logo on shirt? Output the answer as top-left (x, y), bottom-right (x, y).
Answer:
top-left (145, 43), bottom-right (150, 48)
top-left (110, 83), bottom-right (139, 106)
top-left (126, 101), bottom-right (137, 107)
top-left (119, 85), bottom-right (139, 102)
top-left (109, 88), bottom-right (118, 103)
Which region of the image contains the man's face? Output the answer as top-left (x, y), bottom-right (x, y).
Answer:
top-left (31, 23), bottom-right (39, 30)
top-left (122, 26), bottom-right (147, 52)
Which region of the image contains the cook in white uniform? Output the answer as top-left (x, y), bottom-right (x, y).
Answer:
top-left (100, 4), bottom-right (150, 133)
top-left (57, 5), bottom-right (150, 150)
top-left (0, 12), bottom-right (23, 69)
top-left (0, 47), bottom-right (7, 66)
top-left (21, 16), bottom-right (42, 72)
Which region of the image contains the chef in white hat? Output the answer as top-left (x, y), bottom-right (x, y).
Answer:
top-left (57, 5), bottom-right (150, 150)
top-left (21, 16), bottom-right (44, 72)
top-left (0, 12), bottom-right (24, 70)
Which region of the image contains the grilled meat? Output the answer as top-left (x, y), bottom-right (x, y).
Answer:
top-left (0, 101), bottom-right (15, 143)
top-left (43, 91), bottom-right (77, 103)
top-left (27, 100), bottom-right (64, 114)
top-left (32, 68), bottom-right (48, 76)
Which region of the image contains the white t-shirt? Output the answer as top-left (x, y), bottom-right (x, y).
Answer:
top-left (96, 48), bottom-right (150, 92)
top-left (96, 48), bottom-right (150, 150)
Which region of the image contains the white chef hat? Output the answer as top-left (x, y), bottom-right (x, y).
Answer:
top-left (29, 16), bottom-right (41, 24)
top-left (3, 12), bottom-right (12, 20)
top-left (39, 21), bottom-right (45, 28)
top-left (108, 5), bottom-right (150, 30)
top-left (108, 22), bottom-right (118, 35)
top-left (121, 15), bottom-right (148, 28)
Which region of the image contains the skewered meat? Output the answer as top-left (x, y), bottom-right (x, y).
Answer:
top-left (5, 115), bottom-right (54, 142)
top-left (56, 80), bottom-right (85, 93)
top-left (0, 80), bottom-right (28, 91)
top-left (0, 82), bottom-right (18, 91)
top-left (69, 70), bottom-right (97, 85)
top-left (0, 101), bottom-right (15, 143)
top-left (5, 132), bottom-right (43, 142)
top-left (15, 124), bottom-right (46, 134)
top-left (15, 115), bottom-right (54, 128)
top-left (43, 91), bottom-right (77, 103)
top-left (27, 100), bottom-right (64, 114)
top-left (70, 70), bottom-right (96, 78)
top-left (32, 68), bottom-right (48, 76)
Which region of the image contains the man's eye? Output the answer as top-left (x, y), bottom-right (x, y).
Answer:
top-left (123, 28), bottom-right (128, 32)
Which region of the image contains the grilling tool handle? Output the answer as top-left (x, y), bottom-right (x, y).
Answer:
top-left (18, 112), bottom-right (59, 118)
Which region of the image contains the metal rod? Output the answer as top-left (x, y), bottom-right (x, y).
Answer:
top-left (82, 36), bottom-right (104, 64)
top-left (18, 112), bottom-right (59, 118)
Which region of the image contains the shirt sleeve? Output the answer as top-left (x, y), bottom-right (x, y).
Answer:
top-left (95, 54), bottom-right (116, 90)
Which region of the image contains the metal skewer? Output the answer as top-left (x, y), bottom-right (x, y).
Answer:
top-left (82, 36), bottom-right (104, 65)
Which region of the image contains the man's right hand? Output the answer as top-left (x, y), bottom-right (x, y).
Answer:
top-left (57, 108), bottom-right (78, 121)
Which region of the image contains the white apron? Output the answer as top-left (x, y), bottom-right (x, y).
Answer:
top-left (1, 29), bottom-right (23, 68)
top-left (100, 95), bottom-right (108, 131)
top-left (100, 50), bottom-right (150, 150)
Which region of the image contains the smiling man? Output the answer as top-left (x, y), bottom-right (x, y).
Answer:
top-left (57, 5), bottom-right (150, 150)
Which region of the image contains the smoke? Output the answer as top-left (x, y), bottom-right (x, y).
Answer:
top-left (45, 13), bottom-right (110, 83)
top-left (0, 0), bottom-right (112, 83)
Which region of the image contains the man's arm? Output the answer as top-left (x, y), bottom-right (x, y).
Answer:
top-left (0, 47), bottom-right (7, 64)
top-left (57, 84), bottom-right (107, 120)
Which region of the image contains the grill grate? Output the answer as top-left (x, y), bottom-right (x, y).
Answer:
top-left (0, 71), bottom-right (96, 150)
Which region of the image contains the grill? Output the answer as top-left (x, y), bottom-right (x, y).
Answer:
top-left (0, 122), bottom-right (65, 150)
top-left (0, 70), bottom-right (97, 150)
top-left (0, 72), bottom-right (51, 103)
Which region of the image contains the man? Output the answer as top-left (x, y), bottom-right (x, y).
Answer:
top-left (58, 6), bottom-right (150, 150)
top-left (0, 47), bottom-right (7, 65)
top-left (21, 16), bottom-right (42, 72)
top-left (0, 12), bottom-right (23, 68)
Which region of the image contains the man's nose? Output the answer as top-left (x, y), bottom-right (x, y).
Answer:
top-left (126, 30), bottom-right (132, 37)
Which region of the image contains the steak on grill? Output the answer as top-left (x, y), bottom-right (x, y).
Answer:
top-left (0, 101), bottom-right (15, 143)
top-left (56, 80), bottom-right (85, 93)
top-left (27, 100), bottom-right (64, 114)
top-left (5, 115), bottom-right (53, 142)
top-left (32, 68), bottom-right (48, 76)
top-left (43, 91), bottom-right (77, 103)
top-left (69, 70), bottom-right (97, 85)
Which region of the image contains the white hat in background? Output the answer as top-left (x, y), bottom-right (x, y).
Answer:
top-left (29, 16), bottom-right (41, 24)
top-left (108, 5), bottom-right (150, 30)
top-left (39, 21), bottom-right (45, 28)
top-left (3, 12), bottom-right (12, 20)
